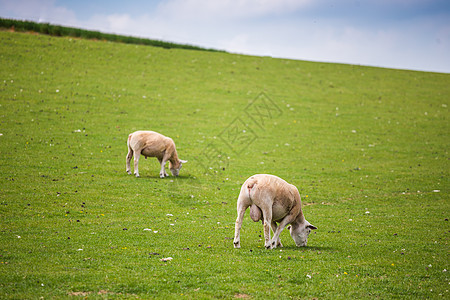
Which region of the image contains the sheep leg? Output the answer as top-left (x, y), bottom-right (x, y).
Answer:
top-left (261, 205), bottom-right (274, 249)
top-left (133, 150), bottom-right (141, 177)
top-left (269, 215), bottom-right (296, 249)
top-left (158, 158), bottom-right (169, 178)
top-left (233, 191), bottom-right (251, 249)
top-left (126, 147), bottom-right (133, 175)
top-left (270, 221), bottom-right (283, 248)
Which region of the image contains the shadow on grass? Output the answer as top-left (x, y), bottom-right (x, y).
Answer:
top-left (239, 244), bottom-right (336, 252)
top-left (131, 174), bottom-right (196, 180)
top-left (285, 245), bottom-right (336, 252)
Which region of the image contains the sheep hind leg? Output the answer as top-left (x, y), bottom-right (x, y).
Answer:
top-left (126, 148), bottom-right (133, 175)
top-left (133, 151), bottom-right (141, 177)
top-left (234, 192), bottom-right (251, 249)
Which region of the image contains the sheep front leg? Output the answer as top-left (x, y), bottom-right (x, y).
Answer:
top-left (158, 158), bottom-right (169, 178)
top-left (270, 221), bottom-right (283, 248)
top-left (269, 215), bottom-right (296, 249)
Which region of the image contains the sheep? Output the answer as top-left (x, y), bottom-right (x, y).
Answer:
top-left (233, 174), bottom-right (317, 249)
top-left (126, 131), bottom-right (187, 178)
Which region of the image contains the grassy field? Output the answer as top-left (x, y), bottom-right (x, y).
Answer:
top-left (0, 30), bottom-right (449, 299)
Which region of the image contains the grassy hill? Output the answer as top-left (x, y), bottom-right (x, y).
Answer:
top-left (0, 18), bottom-right (222, 52)
top-left (0, 29), bottom-right (449, 299)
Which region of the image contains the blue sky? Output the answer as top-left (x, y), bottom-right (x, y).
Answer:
top-left (1, 0), bottom-right (449, 73)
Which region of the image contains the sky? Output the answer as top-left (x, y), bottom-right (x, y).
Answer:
top-left (1, 0), bottom-right (449, 73)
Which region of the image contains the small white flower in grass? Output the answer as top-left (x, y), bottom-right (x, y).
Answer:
top-left (77, 249), bottom-right (83, 251)
top-left (365, 211), bottom-right (370, 214)
top-left (306, 274), bottom-right (312, 279)
top-left (352, 130), bottom-right (357, 133)
top-left (160, 257), bottom-right (173, 262)
top-left (433, 190), bottom-right (440, 193)
top-left (56, 89), bottom-right (59, 93)
top-left (143, 228), bottom-right (152, 231)
top-left (153, 231), bottom-right (158, 233)
top-left (17, 235), bottom-right (21, 238)
top-left (170, 224), bottom-right (175, 226)
top-left (349, 219), bottom-right (353, 221)
top-left (166, 214), bottom-right (173, 216)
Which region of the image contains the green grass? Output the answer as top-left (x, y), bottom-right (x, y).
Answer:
top-left (0, 30), bottom-right (449, 299)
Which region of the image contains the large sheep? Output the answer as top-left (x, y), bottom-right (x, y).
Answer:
top-left (126, 131), bottom-right (187, 178)
top-left (233, 174), bottom-right (317, 249)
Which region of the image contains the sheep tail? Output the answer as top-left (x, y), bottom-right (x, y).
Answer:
top-left (247, 178), bottom-right (262, 222)
top-left (246, 177), bottom-right (257, 199)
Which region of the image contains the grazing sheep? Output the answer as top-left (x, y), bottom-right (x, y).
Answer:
top-left (126, 131), bottom-right (187, 178)
top-left (233, 174), bottom-right (317, 249)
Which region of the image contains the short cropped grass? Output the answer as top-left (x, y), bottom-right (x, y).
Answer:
top-left (0, 30), bottom-right (449, 299)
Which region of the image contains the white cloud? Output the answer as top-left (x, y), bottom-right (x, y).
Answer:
top-left (106, 14), bottom-right (133, 32)
top-left (0, 0), bottom-right (449, 72)
top-left (86, 13), bottom-right (135, 35)
top-left (0, 0), bottom-right (77, 25)
top-left (156, 0), bottom-right (313, 21)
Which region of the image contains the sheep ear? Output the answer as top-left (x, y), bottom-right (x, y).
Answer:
top-left (180, 160), bottom-right (188, 163)
top-left (307, 224), bottom-right (317, 230)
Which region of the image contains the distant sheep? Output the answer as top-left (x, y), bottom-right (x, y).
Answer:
top-left (233, 174), bottom-right (317, 249)
top-left (126, 131), bottom-right (187, 178)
